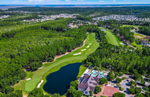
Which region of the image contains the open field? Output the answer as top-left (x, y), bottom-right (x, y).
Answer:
top-left (13, 33), bottom-right (99, 95)
top-left (99, 27), bottom-right (120, 46)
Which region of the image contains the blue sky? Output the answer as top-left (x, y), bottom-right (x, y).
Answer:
top-left (0, 0), bottom-right (150, 4)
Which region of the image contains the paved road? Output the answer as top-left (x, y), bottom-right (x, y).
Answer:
top-left (121, 79), bottom-right (134, 97)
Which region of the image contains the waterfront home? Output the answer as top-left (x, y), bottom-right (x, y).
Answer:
top-left (78, 74), bottom-right (100, 95)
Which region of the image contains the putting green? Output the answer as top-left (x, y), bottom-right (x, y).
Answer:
top-left (14, 33), bottom-right (99, 94)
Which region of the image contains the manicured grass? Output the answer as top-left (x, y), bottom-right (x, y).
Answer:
top-left (121, 25), bottom-right (141, 27)
top-left (13, 33), bottom-right (99, 95)
top-left (99, 27), bottom-right (119, 46)
top-left (131, 42), bottom-right (143, 49)
top-left (134, 33), bottom-right (146, 39)
top-left (77, 65), bottom-right (87, 79)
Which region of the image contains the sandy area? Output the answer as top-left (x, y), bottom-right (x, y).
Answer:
top-left (74, 52), bottom-right (81, 55)
top-left (26, 78), bottom-right (31, 81)
top-left (37, 80), bottom-right (44, 88)
top-left (81, 49), bottom-right (86, 51)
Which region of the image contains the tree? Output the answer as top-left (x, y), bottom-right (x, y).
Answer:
top-left (70, 81), bottom-right (78, 88)
top-left (116, 78), bottom-right (122, 83)
top-left (128, 86), bottom-right (135, 94)
top-left (112, 92), bottom-right (125, 97)
top-left (77, 91), bottom-right (83, 97)
top-left (5, 87), bottom-right (14, 94)
top-left (145, 92), bottom-right (150, 97)
top-left (0, 92), bottom-right (6, 97)
top-left (14, 90), bottom-right (22, 97)
top-left (144, 87), bottom-right (149, 91)
top-left (28, 88), bottom-right (43, 97)
top-left (135, 93), bottom-right (144, 97)
top-left (135, 87), bottom-right (141, 94)
top-left (6, 93), bottom-right (17, 97)
top-left (107, 72), bottom-right (115, 81)
top-left (134, 72), bottom-right (142, 81)
top-left (141, 77), bottom-right (145, 85)
top-left (94, 86), bottom-right (101, 94)
top-left (99, 78), bottom-right (108, 84)
top-left (130, 80), bottom-right (135, 86)
top-left (90, 90), bottom-right (93, 96)
top-left (52, 93), bottom-right (60, 97)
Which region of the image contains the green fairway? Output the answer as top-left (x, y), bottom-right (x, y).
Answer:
top-left (99, 27), bottom-right (120, 46)
top-left (121, 25), bottom-right (141, 27)
top-left (14, 33), bottom-right (99, 95)
top-left (134, 33), bottom-right (146, 39)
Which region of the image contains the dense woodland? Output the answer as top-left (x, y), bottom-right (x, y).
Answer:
top-left (0, 19), bottom-right (89, 96)
top-left (7, 6), bottom-right (150, 18)
top-left (0, 13), bottom-right (40, 27)
top-left (1, 7), bottom-right (150, 96)
top-left (139, 26), bottom-right (150, 36)
top-left (82, 26), bottom-right (150, 76)
top-left (97, 21), bottom-right (135, 43)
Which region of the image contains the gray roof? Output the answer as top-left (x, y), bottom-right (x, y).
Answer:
top-left (78, 74), bottom-right (100, 92)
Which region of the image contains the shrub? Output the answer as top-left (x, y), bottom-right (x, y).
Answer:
top-left (94, 86), bottom-right (101, 94)
top-left (113, 92), bottom-right (125, 97)
top-left (99, 78), bottom-right (108, 84)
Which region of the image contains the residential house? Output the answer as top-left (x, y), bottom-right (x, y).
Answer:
top-left (78, 74), bottom-right (100, 95)
top-left (141, 39), bottom-right (149, 45)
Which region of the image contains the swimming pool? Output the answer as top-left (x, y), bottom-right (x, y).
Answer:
top-left (99, 73), bottom-right (105, 78)
top-left (99, 73), bottom-right (104, 75)
top-left (92, 74), bottom-right (97, 77)
top-left (93, 70), bottom-right (97, 74)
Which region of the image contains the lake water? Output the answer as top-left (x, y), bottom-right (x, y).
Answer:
top-left (43, 63), bottom-right (82, 95)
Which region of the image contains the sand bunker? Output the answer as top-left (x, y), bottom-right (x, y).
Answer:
top-left (87, 45), bottom-right (90, 48)
top-left (74, 52), bottom-right (81, 55)
top-left (26, 78), bottom-right (31, 81)
top-left (37, 80), bottom-right (44, 88)
top-left (81, 49), bottom-right (86, 51)
top-left (89, 43), bottom-right (92, 45)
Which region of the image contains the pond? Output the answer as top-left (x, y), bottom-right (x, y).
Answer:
top-left (43, 63), bottom-right (82, 95)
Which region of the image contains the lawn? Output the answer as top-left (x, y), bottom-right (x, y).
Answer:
top-left (13, 33), bottom-right (99, 95)
top-left (131, 42), bottom-right (143, 49)
top-left (121, 25), bottom-right (141, 27)
top-left (77, 65), bottom-right (87, 79)
top-left (99, 27), bottom-right (120, 46)
top-left (134, 33), bottom-right (146, 39)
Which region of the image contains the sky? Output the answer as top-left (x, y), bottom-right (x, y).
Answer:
top-left (0, 0), bottom-right (150, 5)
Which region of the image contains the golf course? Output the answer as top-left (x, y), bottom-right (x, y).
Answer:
top-left (13, 33), bottom-right (99, 95)
top-left (99, 27), bottom-right (120, 46)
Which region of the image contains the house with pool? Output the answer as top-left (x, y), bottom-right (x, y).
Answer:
top-left (78, 69), bottom-right (108, 95)
top-left (78, 74), bottom-right (100, 95)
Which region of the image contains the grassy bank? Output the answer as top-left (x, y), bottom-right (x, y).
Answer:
top-left (13, 33), bottom-right (99, 95)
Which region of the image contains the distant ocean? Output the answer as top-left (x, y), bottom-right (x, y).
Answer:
top-left (0, 4), bottom-right (150, 9)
